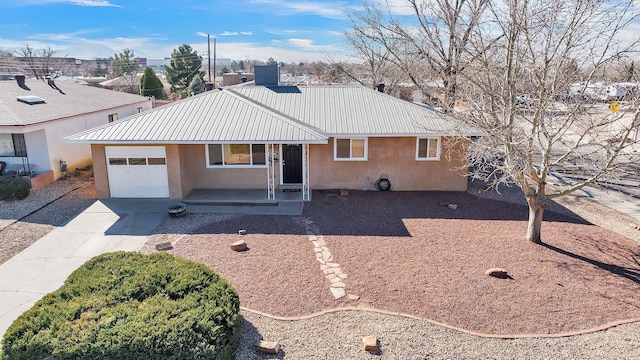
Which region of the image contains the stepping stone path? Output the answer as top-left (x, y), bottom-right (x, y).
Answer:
top-left (293, 217), bottom-right (355, 300)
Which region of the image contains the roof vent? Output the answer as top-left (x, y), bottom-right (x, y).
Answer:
top-left (17, 95), bottom-right (46, 105)
top-left (15, 75), bottom-right (30, 90)
top-left (377, 83), bottom-right (386, 93)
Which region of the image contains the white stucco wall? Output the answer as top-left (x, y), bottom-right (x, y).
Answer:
top-left (0, 101), bottom-right (152, 179)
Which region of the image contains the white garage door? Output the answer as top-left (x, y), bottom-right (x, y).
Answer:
top-left (105, 146), bottom-right (169, 198)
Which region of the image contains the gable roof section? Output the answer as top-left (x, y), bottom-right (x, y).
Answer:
top-left (0, 79), bottom-right (149, 126)
top-left (230, 85), bottom-right (469, 136)
top-left (65, 89), bottom-right (329, 144)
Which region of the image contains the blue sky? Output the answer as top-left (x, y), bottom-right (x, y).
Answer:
top-left (0, 0), bottom-right (379, 63)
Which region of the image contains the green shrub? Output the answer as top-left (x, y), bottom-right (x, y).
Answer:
top-left (1, 252), bottom-right (240, 360)
top-left (0, 176), bottom-right (31, 200)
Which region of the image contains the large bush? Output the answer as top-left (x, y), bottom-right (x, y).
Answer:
top-left (1, 252), bottom-right (240, 360)
top-left (0, 176), bottom-right (30, 200)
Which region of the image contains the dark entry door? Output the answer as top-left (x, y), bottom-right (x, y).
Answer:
top-left (282, 144), bottom-right (302, 183)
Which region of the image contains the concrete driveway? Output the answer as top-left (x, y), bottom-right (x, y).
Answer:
top-left (0, 199), bottom-right (174, 339)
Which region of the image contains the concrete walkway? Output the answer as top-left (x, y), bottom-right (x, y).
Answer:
top-left (0, 199), bottom-right (173, 338)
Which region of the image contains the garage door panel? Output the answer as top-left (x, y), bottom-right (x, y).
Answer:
top-left (106, 146), bottom-right (169, 198)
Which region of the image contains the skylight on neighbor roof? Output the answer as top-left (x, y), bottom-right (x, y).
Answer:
top-left (17, 95), bottom-right (46, 105)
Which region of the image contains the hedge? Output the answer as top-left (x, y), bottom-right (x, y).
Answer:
top-left (0, 176), bottom-right (30, 201)
top-left (1, 252), bottom-right (240, 360)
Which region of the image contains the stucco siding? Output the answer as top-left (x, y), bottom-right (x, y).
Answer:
top-left (178, 144), bottom-right (269, 191)
top-left (91, 144), bottom-right (109, 198)
top-left (309, 137), bottom-right (468, 191)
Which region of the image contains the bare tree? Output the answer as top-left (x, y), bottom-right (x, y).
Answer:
top-left (461, 0), bottom-right (640, 243)
top-left (341, 29), bottom-right (407, 94)
top-left (347, 0), bottom-right (489, 112)
top-left (14, 44), bottom-right (61, 79)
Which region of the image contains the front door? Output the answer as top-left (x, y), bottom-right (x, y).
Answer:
top-left (282, 144), bottom-right (302, 183)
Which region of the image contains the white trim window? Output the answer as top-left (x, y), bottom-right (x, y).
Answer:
top-left (334, 138), bottom-right (368, 161)
top-left (416, 137), bottom-right (441, 160)
top-left (206, 144), bottom-right (267, 167)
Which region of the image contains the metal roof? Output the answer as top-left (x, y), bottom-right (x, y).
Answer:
top-left (229, 85), bottom-right (469, 136)
top-left (66, 89), bottom-right (329, 144)
top-left (66, 84), bottom-right (477, 144)
top-left (0, 79), bottom-right (149, 126)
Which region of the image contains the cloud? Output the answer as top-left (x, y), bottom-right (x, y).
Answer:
top-left (23, 0), bottom-right (120, 7)
top-left (250, 0), bottom-right (345, 18)
top-left (220, 31), bottom-right (239, 36)
top-left (240, 31), bottom-right (254, 36)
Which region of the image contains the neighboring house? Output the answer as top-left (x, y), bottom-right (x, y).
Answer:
top-left (66, 66), bottom-right (477, 200)
top-left (99, 75), bottom-right (142, 94)
top-left (0, 75), bottom-right (153, 188)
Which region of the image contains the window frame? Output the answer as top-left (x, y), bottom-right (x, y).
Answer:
top-left (108, 113), bottom-right (118, 123)
top-left (206, 143), bottom-right (268, 168)
top-left (415, 137), bottom-right (441, 161)
top-left (333, 137), bottom-right (368, 161)
top-left (0, 134), bottom-right (27, 157)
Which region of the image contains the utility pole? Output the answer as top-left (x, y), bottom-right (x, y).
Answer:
top-left (207, 34), bottom-right (211, 83)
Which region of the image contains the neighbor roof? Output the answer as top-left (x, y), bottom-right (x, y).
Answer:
top-left (0, 78), bottom-right (149, 126)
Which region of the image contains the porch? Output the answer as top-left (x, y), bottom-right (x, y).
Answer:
top-left (182, 188), bottom-right (305, 206)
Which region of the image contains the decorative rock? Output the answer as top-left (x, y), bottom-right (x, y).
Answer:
top-left (363, 335), bottom-right (379, 352)
top-left (253, 340), bottom-right (280, 354)
top-left (322, 250), bottom-right (332, 260)
top-left (328, 263), bottom-right (340, 268)
top-left (230, 240), bottom-right (248, 252)
top-left (448, 203), bottom-right (458, 210)
top-left (238, 229), bottom-right (247, 235)
top-left (485, 267), bottom-right (511, 279)
top-left (330, 287), bottom-right (346, 299)
top-left (348, 294), bottom-right (360, 300)
top-left (338, 273), bottom-right (348, 279)
top-left (325, 273), bottom-right (337, 280)
top-left (330, 281), bottom-right (346, 288)
top-left (155, 241), bottom-right (173, 251)
top-left (330, 276), bottom-right (342, 283)
top-left (317, 238), bottom-right (326, 246)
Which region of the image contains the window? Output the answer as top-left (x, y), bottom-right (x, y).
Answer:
top-left (137, 107), bottom-right (143, 113)
top-left (108, 158), bottom-right (127, 165)
top-left (0, 134), bottom-right (27, 157)
top-left (148, 158), bottom-right (166, 165)
top-left (334, 138), bottom-right (367, 161)
top-left (207, 144), bottom-right (267, 167)
top-left (108, 113), bottom-right (118, 122)
top-left (416, 137), bottom-right (440, 160)
top-left (128, 158), bottom-right (147, 165)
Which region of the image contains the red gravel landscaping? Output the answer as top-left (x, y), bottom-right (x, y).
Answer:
top-left (172, 190), bottom-right (640, 335)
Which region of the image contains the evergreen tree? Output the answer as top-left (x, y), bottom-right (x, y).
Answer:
top-left (164, 44), bottom-right (205, 94)
top-left (110, 49), bottom-right (138, 77)
top-left (186, 75), bottom-right (204, 95)
top-left (140, 67), bottom-right (164, 99)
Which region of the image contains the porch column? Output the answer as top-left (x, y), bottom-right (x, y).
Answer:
top-left (267, 144), bottom-right (276, 200)
top-left (303, 144), bottom-right (310, 201)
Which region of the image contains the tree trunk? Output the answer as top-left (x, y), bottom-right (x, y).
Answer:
top-left (526, 195), bottom-right (545, 244)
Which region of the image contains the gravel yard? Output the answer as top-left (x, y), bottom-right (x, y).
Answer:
top-left (2, 179), bottom-right (640, 359)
